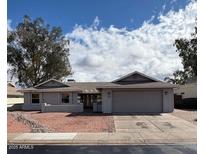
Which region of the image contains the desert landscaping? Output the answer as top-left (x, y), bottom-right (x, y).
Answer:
top-left (7, 111), bottom-right (114, 133)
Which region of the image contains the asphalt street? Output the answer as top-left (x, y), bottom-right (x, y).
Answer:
top-left (8, 144), bottom-right (197, 154)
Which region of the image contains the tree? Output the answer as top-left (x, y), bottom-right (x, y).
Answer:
top-left (8, 15), bottom-right (72, 87)
top-left (164, 70), bottom-right (190, 85)
top-left (164, 27), bottom-right (197, 84)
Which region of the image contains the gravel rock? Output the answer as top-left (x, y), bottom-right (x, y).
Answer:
top-left (9, 112), bottom-right (53, 133)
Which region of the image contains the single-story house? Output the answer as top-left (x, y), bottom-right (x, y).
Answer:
top-left (20, 71), bottom-right (177, 113)
top-left (174, 82), bottom-right (197, 99)
top-left (7, 82), bottom-right (23, 105)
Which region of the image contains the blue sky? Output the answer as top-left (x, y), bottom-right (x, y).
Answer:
top-left (8, 0), bottom-right (196, 82)
top-left (8, 0), bottom-right (190, 33)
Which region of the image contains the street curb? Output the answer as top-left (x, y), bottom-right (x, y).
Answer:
top-left (8, 139), bottom-right (196, 145)
top-left (8, 133), bottom-right (196, 145)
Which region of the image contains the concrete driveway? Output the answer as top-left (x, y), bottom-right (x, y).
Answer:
top-left (113, 113), bottom-right (196, 143)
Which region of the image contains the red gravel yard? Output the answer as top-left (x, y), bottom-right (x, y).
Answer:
top-left (7, 111), bottom-right (114, 133)
top-left (8, 114), bottom-right (31, 133)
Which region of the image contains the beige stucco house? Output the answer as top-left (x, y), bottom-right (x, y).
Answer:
top-left (20, 71), bottom-right (177, 113)
top-left (174, 82), bottom-right (197, 99)
top-left (7, 82), bottom-right (23, 105)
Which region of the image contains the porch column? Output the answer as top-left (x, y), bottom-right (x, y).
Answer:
top-left (72, 92), bottom-right (78, 104)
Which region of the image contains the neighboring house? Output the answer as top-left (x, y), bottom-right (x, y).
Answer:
top-left (7, 82), bottom-right (23, 104)
top-left (174, 82), bottom-right (197, 99)
top-left (174, 82), bottom-right (197, 108)
top-left (20, 71), bottom-right (177, 113)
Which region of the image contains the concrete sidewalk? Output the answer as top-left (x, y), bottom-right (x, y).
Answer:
top-left (8, 131), bottom-right (196, 145)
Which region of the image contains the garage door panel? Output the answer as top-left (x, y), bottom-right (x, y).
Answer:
top-left (112, 90), bottom-right (162, 113)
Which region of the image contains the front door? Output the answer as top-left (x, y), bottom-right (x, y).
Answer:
top-left (79, 94), bottom-right (101, 109)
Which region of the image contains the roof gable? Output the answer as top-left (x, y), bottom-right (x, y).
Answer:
top-left (7, 82), bottom-right (15, 88)
top-left (112, 71), bottom-right (160, 84)
top-left (34, 79), bottom-right (69, 88)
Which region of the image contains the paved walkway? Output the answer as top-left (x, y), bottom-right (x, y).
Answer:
top-left (8, 113), bottom-right (196, 145)
top-left (170, 109), bottom-right (197, 125)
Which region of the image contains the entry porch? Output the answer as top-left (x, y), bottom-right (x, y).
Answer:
top-left (79, 93), bottom-right (102, 112)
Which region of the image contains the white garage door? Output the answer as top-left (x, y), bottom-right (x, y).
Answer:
top-left (112, 90), bottom-right (163, 113)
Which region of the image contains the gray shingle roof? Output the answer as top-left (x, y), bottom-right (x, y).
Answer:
top-left (67, 82), bottom-right (108, 93)
top-left (20, 81), bottom-right (177, 93)
top-left (96, 82), bottom-right (178, 89)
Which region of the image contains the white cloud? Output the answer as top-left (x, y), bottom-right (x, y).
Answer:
top-left (79, 54), bottom-right (105, 67)
top-left (7, 19), bottom-right (12, 31)
top-left (92, 16), bottom-right (100, 29)
top-left (66, 1), bottom-right (196, 82)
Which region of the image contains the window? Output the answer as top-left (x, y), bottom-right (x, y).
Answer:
top-left (62, 93), bottom-right (69, 103)
top-left (32, 94), bottom-right (39, 103)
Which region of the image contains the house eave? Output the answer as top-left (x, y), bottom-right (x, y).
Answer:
top-left (96, 84), bottom-right (178, 89)
top-left (18, 88), bottom-right (82, 93)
